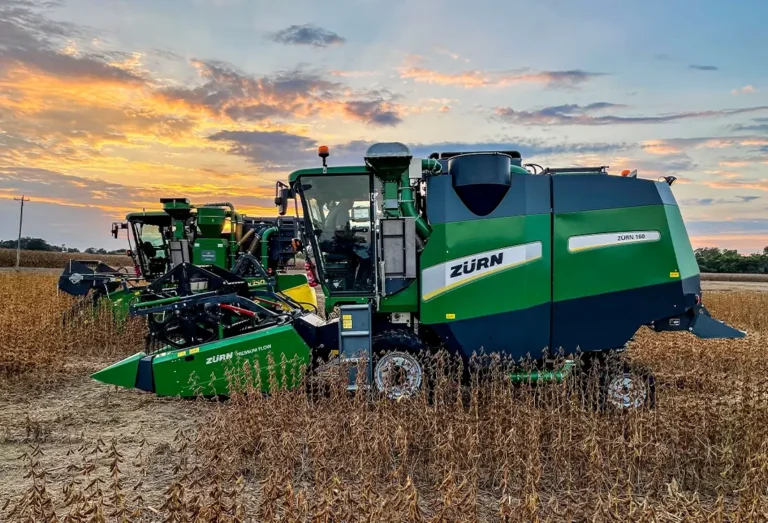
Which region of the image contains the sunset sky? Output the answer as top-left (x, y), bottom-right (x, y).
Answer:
top-left (1, 0), bottom-right (767, 252)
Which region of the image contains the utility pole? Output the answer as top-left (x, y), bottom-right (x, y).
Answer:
top-left (13, 195), bottom-right (30, 270)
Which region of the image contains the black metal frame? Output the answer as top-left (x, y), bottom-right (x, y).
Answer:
top-left (130, 219), bottom-right (172, 279)
top-left (295, 172), bottom-right (377, 298)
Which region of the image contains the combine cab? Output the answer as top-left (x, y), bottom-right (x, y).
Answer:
top-left (91, 143), bottom-right (745, 407)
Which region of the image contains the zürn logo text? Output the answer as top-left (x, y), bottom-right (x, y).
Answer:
top-left (450, 252), bottom-right (503, 279)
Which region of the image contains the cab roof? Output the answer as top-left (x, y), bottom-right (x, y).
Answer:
top-left (125, 211), bottom-right (170, 224)
top-left (288, 165), bottom-right (368, 183)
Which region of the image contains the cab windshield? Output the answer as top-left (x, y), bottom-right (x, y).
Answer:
top-left (299, 174), bottom-right (373, 293)
top-left (139, 225), bottom-right (165, 250)
top-left (131, 221), bottom-right (170, 278)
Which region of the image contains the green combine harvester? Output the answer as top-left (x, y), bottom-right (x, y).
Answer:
top-left (91, 143), bottom-right (745, 408)
top-left (58, 198), bottom-right (317, 321)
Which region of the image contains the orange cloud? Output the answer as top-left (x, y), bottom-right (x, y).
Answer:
top-left (719, 160), bottom-right (751, 167)
top-left (397, 58), bottom-right (604, 89)
top-left (641, 136), bottom-right (768, 156)
top-left (701, 179), bottom-right (768, 191)
top-left (731, 85), bottom-right (757, 95)
top-left (641, 140), bottom-right (685, 155)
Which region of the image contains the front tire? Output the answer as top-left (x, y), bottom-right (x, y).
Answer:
top-left (372, 330), bottom-right (426, 400)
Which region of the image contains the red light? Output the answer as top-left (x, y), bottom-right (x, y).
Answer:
top-left (305, 260), bottom-right (318, 287)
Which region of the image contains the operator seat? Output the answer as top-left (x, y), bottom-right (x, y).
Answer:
top-left (324, 199), bottom-right (354, 235)
top-left (320, 199), bottom-right (354, 251)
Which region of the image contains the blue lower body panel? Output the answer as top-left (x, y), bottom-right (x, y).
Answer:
top-left (428, 302), bottom-right (551, 361)
top-left (427, 275), bottom-right (705, 362)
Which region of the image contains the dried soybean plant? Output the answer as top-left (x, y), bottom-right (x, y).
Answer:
top-left (2, 283), bottom-right (768, 521)
top-left (0, 273), bottom-right (145, 386)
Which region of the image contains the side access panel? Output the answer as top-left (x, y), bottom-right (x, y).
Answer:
top-left (420, 174), bottom-right (552, 360)
top-left (551, 175), bottom-right (698, 353)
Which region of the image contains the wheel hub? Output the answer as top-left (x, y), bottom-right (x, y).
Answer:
top-left (374, 352), bottom-right (422, 400)
top-left (606, 373), bottom-right (647, 409)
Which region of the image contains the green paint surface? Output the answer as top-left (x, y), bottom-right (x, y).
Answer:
top-left (378, 280), bottom-right (419, 313)
top-left (419, 214), bottom-right (551, 324)
top-left (553, 204), bottom-right (696, 302)
top-left (106, 287), bottom-right (141, 323)
top-left (275, 273), bottom-right (310, 291)
top-left (665, 205), bottom-right (700, 280)
top-left (151, 325), bottom-right (311, 397)
top-left (323, 294), bottom-right (370, 315)
top-left (91, 352), bottom-right (145, 388)
top-left (192, 238), bottom-right (227, 268)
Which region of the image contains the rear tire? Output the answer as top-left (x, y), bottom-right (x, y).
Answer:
top-left (579, 353), bottom-right (656, 410)
top-left (601, 368), bottom-right (656, 410)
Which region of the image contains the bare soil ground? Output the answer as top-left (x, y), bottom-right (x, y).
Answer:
top-left (0, 358), bottom-right (212, 509)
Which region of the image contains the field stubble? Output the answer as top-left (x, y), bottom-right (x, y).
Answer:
top-left (0, 272), bottom-right (767, 522)
top-left (0, 248), bottom-right (132, 270)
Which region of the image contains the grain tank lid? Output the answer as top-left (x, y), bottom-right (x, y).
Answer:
top-left (429, 150), bottom-right (523, 167)
top-left (447, 152), bottom-right (512, 216)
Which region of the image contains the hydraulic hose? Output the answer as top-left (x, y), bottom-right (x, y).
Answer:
top-left (247, 234), bottom-right (261, 255)
top-left (399, 172), bottom-right (431, 240)
top-left (260, 226), bottom-right (278, 268)
top-left (237, 228), bottom-right (256, 249)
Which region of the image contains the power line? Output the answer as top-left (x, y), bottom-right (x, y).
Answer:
top-left (13, 195), bottom-right (30, 270)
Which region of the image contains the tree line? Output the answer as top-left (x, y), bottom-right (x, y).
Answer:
top-left (695, 247), bottom-right (768, 274)
top-left (0, 237), bottom-right (126, 255)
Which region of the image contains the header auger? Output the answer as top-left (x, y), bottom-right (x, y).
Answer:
top-left (90, 143), bottom-right (745, 408)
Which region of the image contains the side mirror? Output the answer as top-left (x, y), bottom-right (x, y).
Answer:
top-left (275, 183), bottom-right (292, 216)
top-left (111, 222), bottom-right (127, 239)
